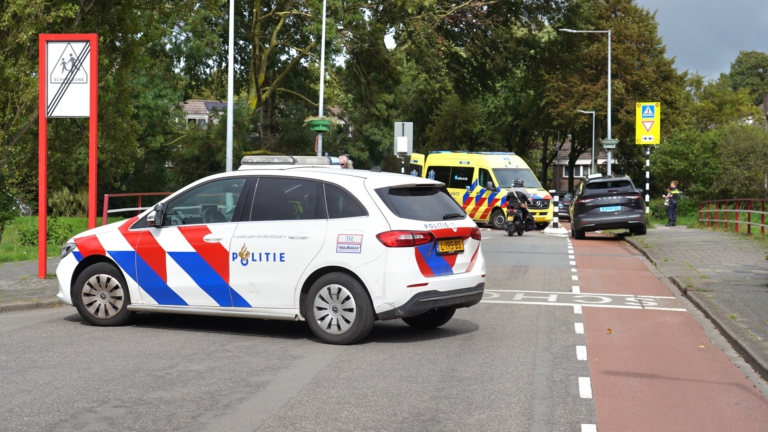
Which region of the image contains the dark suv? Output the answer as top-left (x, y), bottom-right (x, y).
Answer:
top-left (569, 175), bottom-right (646, 239)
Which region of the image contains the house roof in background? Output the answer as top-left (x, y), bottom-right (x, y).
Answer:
top-left (181, 99), bottom-right (225, 116)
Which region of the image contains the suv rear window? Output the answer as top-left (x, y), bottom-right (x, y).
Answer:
top-left (584, 180), bottom-right (634, 192)
top-left (375, 186), bottom-right (466, 221)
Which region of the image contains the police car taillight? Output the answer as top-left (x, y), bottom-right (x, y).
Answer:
top-left (376, 231), bottom-right (435, 247)
top-left (470, 227), bottom-right (482, 241)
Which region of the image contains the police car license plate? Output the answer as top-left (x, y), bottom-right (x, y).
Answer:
top-left (437, 239), bottom-right (464, 254)
top-left (600, 206), bottom-right (621, 212)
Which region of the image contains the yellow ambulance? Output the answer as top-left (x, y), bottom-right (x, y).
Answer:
top-left (409, 152), bottom-right (553, 229)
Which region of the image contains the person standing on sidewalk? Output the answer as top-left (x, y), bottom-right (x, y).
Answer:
top-left (664, 181), bottom-right (680, 226)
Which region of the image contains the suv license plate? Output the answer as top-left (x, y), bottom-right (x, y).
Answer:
top-left (600, 206), bottom-right (621, 212)
top-left (437, 239), bottom-right (464, 254)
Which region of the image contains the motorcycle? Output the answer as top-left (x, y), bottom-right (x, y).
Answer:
top-left (506, 207), bottom-right (525, 236)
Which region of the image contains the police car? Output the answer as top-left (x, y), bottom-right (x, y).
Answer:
top-left (56, 155), bottom-right (486, 344)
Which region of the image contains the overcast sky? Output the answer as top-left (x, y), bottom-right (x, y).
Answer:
top-left (636, 0), bottom-right (768, 80)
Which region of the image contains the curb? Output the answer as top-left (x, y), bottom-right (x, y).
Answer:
top-left (0, 298), bottom-right (62, 314)
top-left (624, 236), bottom-right (768, 380)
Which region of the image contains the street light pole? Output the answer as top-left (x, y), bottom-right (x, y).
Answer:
top-left (560, 28), bottom-right (614, 175)
top-left (225, 0), bottom-right (235, 172)
top-left (316, 0), bottom-right (327, 157)
top-left (577, 110), bottom-right (596, 174)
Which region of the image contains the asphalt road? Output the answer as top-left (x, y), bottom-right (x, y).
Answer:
top-left (0, 229), bottom-right (766, 431)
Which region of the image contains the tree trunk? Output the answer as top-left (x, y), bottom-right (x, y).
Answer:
top-left (568, 138), bottom-right (577, 194)
top-left (540, 135), bottom-right (550, 190)
top-left (259, 68), bottom-right (274, 149)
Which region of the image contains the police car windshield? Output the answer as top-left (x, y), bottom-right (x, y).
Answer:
top-left (493, 169), bottom-right (542, 189)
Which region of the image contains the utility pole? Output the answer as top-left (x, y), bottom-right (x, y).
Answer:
top-left (225, 0), bottom-right (235, 172)
top-left (316, 0), bottom-right (327, 157)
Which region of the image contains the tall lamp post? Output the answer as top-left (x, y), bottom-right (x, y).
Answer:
top-left (316, 0), bottom-right (327, 157)
top-left (577, 110), bottom-right (596, 175)
top-left (225, 0), bottom-right (235, 172)
top-left (560, 28), bottom-right (617, 175)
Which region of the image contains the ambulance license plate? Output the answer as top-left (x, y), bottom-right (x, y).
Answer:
top-left (437, 239), bottom-right (464, 254)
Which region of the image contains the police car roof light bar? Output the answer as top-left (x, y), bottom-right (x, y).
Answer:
top-left (240, 155), bottom-right (332, 165)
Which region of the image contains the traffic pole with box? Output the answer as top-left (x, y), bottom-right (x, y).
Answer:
top-left (394, 122), bottom-right (413, 174)
top-left (645, 147), bottom-right (650, 213)
top-left (636, 102), bottom-right (661, 216)
top-left (550, 190), bottom-right (559, 229)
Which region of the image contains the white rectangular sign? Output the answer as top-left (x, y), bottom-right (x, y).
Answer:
top-left (394, 122), bottom-right (413, 155)
top-left (46, 41), bottom-right (90, 118)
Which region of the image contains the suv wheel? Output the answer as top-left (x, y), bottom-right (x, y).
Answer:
top-left (491, 209), bottom-right (506, 230)
top-left (402, 307), bottom-right (456, 329)
top-left (633, 225), bottom-right (647, 235)
top-left (305, 272), bottom-right (374, 345)
top-left (73, 263), bottom-right (135, 326)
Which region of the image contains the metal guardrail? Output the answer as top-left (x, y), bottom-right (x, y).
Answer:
top-left (102, 192), bottom-right (172, 225)
top-left (699, 199), bottom-right (768, 235)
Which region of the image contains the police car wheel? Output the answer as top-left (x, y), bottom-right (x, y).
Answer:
top-left (402, 307), bottom-right (456, 329)
top-left (491, 210), bottom-right (505, 230)
top-left (305, 273), bottom-right (374, 345)
top-left (73, 263), bottom-right (135, 326)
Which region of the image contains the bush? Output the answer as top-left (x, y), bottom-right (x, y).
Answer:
top-left (0, 174), bottom-right (17, 243)
top-left (49, 187), bottom-right (88, 217)
top-left (16, 218), bottom-right (76, 246)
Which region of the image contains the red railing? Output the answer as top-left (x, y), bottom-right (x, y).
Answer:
top-left (699, 199), bottom-right (768, 235)
top-left (102, 192), bottom-right (172, 226)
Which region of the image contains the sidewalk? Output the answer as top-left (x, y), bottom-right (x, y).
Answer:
top-left (0, 257), bottom-right (61, 312)
top-left (624, 226), bottom-right (768, 378)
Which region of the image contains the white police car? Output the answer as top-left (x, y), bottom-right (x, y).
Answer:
top-left (56, 156), bottom-right (486, 344)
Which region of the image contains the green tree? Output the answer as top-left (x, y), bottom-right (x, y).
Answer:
top-left (710, 124), bottom-right (768, 199)
top-left (729, 50), bottom-right (768, 106)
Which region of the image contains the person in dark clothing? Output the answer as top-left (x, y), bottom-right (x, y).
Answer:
top-left (507, 179), bottom-right (534, 230)
top-left (664, 180), bottom-right (680, 226)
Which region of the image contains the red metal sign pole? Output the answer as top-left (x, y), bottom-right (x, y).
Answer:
top-left (88, 34), bottom-right (98, 229)
top-left (38, 34), bottom-right (98, 279)
top-left (38, 36), bottom-right (48, 279)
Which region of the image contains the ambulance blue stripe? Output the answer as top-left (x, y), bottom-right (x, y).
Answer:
top-left (415, 244), bottom-right (454, 277)
top-left (487, 190), bottom-right (499, 203)
top-left (168, 252), bottom-right (250, 307)
top-left (475, 188), bottom-right (486, 205)
top-left (73, 251), bottom-right (83, 262)
top-left (500, 196), bottom-right (507, 206)
top-left (136, 255), bottom-right (187, 306)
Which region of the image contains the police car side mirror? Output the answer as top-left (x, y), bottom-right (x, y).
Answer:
top-left (148, 203), bottom-right (165, 227)
top-left (485, 181), bottom-right (494, 190)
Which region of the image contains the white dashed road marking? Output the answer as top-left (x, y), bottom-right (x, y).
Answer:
top-left (572, 285), bottom-right (580, 293)
top-left (575, 322), bottom-right (584, 334)
top-left (576, 345), bottom-right (588, 361)
top-left (581, 425), bottom-right (597, 432)
top-left (579, 377), bottom-right (593, 398)
top-left (574, 305), bottom-right (582, 314)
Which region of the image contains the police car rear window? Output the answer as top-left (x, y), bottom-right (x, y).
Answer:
top-left (375, 186), bottom-right (466, 221)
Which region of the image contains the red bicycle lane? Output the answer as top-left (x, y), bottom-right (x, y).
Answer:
top-left (570, 232), bottom-right (768, 431)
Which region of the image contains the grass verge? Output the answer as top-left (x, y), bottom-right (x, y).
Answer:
top-left (0, 216), bottom-right (124, 263)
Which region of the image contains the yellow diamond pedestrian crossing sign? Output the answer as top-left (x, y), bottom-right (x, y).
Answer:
top-left (636, 102), bottom-right (660, 145)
